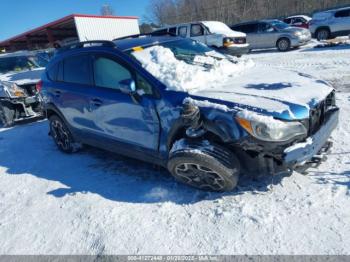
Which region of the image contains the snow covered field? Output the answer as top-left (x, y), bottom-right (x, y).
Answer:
top-left (0, 43), bottom-right (349, 255)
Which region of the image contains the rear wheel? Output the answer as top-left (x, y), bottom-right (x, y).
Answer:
top-left (0, 101), bottom-right (15, 127)
top-left (277, 38), bottom-right (291, 52)
top-left (49, 115), bottom-right (77, 153)
top-left (316, 28), bottom-right (330, 41)
top-left (168, 139), bottom-right (240, 192)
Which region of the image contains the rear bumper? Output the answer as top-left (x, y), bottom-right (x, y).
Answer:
top-left (291, 36), bottom-right (312, 47)
top-left (283, 108), bottom-right (339, 165)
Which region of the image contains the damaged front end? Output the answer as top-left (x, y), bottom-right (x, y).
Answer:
top-left (0, 81), bottom-right (44, 126)
top-left (180, 91), bottom-right (339, 176)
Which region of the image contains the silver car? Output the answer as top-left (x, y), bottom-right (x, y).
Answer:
top-left (231, 20), bottom-right (311, 51)
top-left (310, 7), bottom-right (350, 40)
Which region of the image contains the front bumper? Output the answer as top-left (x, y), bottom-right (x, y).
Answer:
top-left (222, 44), bottom-right (250, 56)
top-left (283, 108), bottom-right (339, 165)
top-left (291, 35), bottom-right (312, 47)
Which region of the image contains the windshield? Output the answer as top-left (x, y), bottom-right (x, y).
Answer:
top-left (269, 20), bottom-right (290, 30)
top-left (0, 55), bottom-right (42, 74)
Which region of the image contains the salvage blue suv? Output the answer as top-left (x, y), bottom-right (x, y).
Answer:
top-left (41, 37), bottom-right (339, 191)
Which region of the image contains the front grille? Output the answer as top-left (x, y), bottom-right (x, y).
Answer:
top-left (308, 91), bottom-right (335, 135)
top-left (233, 37), bottom-right (246, 44)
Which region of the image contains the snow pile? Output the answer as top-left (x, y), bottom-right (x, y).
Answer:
top-left (202, 21), bottom-right (246, 37)
top-left (132, 46), bottom-right (254, 92)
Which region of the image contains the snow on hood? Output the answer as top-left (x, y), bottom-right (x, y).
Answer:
top-left (133, 46), bottom-right (333, 118)
top-left (202, 21), bottom-right (246, 37)
top-left (0, 68), bottom-right (44, 85)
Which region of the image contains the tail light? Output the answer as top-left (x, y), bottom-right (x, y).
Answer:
top-left (36, 80), bottom-right (43, 92)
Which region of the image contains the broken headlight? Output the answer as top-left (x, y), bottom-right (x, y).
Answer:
top-left (1, 81), bottom-right (25, 97)
top-left (236, 111), bottom-right (307, 142)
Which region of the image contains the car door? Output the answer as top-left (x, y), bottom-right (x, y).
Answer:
top-left (257, 22), bottom-right (280, 48)
top-left (242, 23), bottom-right (260, 49)
top-left (177, 25), bottom-right (189, 38)
top-left (333, 9), bottom-right (350, 33)
top-left (190, 23), bottom-right (207, 44)
top-left (88, 53), bottom-right (160, 153)
top-left (49, 54), bottom-right (97, 135)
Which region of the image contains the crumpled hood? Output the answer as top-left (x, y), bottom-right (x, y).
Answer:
top-left (189, 66), bottom-right (333, 120)
top-left (0, 68), bottom-right (44, 85)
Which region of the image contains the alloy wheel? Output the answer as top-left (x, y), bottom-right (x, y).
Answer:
top-left (175, 163), bottom-right (226, 191)
top-left (51, 120), bottom-right (71, 151)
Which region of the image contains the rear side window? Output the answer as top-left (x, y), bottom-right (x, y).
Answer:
top-left (335, 9), bottom-right (350, 18)
top-left (152, 29), bottom-right (168, 35)
top-left (284, 18), bottom-right (292, 24)
top-left (169, 27), bottom-right (176, 35)
top-left (63, 55), bottom-right (91, 85)
top-left (234, 23), bottom-right (258, 33)
top-left (93, 56), bottom-right (132, 90)
top-left (178, 26), bottom-right (187, 37)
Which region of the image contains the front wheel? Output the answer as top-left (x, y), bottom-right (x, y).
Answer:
top-left (168, 139), bottom-right (240, 192)
top-left (316, 28), bottom-right (330, 41)
top-left (277, 38), bottom-right (291, 52)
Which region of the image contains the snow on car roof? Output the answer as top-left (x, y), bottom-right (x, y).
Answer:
top-left (285, 15), bottom-right (312, 21)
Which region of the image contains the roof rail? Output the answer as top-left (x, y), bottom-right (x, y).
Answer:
top-left (113, 34), bottom-right (150, 41)
top-left (56, 40), bottom-right (116, 53)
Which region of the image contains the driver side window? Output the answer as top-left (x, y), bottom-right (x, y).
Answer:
top-left (93, 56), bottom-right (132, 90)
top-left (259, 23), bottom-right (274, 33)
top-left (191, 24), bottom-right (204, 37)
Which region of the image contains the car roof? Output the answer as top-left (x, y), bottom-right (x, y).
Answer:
top-left (114, 35), bottom-right (183, 51)
top-left (232, 19), bottom-right (276, 26)
top-left (316, 6), bottom-right (350, 14)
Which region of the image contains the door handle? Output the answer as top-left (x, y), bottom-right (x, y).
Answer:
top-left (90, 98), bottom-right (103, 107)
top-left (54, 90), bottom-right (61, 97)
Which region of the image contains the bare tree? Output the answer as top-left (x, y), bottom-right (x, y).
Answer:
top-left (147, 0), bottom-right (350, 26)
top-left (101, 4), bottom-right (115, 16)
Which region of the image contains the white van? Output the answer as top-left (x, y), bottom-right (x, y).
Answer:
top-left (153, 21), bottom-right (250, 56)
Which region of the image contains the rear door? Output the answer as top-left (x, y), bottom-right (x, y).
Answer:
top-left (48, 53), bottom-right (96, 135)
top-left (241, 23), bottom-right (260, 49)
top-left (88, 52), bottom-right (160, 152)
top-left (333, 9), bottom-right (350, 33)
top-left (257, 22), bottom-right (280, 48)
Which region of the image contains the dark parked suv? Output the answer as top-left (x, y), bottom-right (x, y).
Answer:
top-left (41, 38), bottom-right (338, 191)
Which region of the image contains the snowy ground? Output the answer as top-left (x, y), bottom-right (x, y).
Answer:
top-left (0, 43), bottom-right (349, 255)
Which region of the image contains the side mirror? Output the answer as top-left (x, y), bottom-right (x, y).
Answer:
top-left (266, 27), bottom-right (275, 33)
top-left (118, 78), bottom-right (141, 104)
top-left (119, 79), bottom-right (136, 94)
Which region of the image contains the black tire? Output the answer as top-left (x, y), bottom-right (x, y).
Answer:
top-left (277, 38), bottom-right (291, 52)
top-left (0, 101), bottom-right (15, 127)
top-left (168, 139), bottom-right (240, 192)
top-left (49, 115), bottom-right (76, 153)
top-left (316, 28), bottom-right (330, 41)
